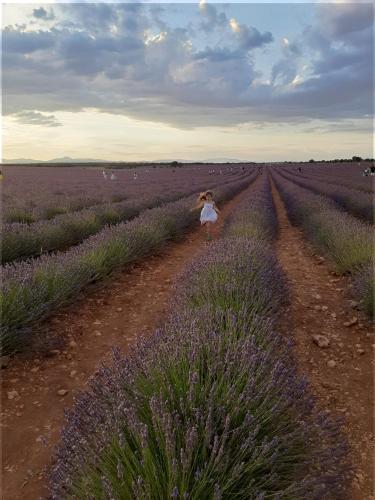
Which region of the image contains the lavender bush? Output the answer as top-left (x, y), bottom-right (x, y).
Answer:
top-left (353, 264), bottom-right (374, 318)
top-left (49, 175), bottom-right (350, 499)
top-left (3, 196), bottom-right (106, 224)
top-left (277, 169), bottom-right (374, 223)
top-left (1, 178), bottom-right (253, 355)
top-left (224, 175), bottom-right (278, 242)
top-left (272, 172), bottom-right (373, 317)
top-left (272, 173), bottom-right (372, 272)
top-left (50, 312), bottom-right (348, 499)
top-left (3, 200), bottom-right (140, 263)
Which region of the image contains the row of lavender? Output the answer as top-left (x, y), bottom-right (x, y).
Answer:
top-left (3, 171), bottom-right (255, 264)
top-left (50, 175), bottom-right (349, 499)
top-left (3, 165), bottom-right (243, 223)
top-left (279, 161), bottom-right (373, 193)
top-left (272, 171), bottom-right (373, 317)
top-left (275, 168), bottom-right (373, 223)
top-left (1, 176), bottom-right (255, 355)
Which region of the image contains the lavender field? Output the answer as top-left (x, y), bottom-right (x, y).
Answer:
top-left (2, 165), bottom-right (251, 263)
top-left (278, 161), bottom-right (374, 193)
top-left (2, 164), bottom-right (246, 223)
top-left (49, 175), bottom-right (350, 499)
top-left (1, 164), bottom-right (256, 353)
top-left (1, 162), bottom-right (373, 500)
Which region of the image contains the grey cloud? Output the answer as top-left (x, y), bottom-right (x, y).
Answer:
top-left (3, 26), bottom-right (55, 53)
top-left (313, 41), bottom-right (372, 75)
top-left (304, 120), bottom-right (373, 134)
top-left (60, 3), bottom-right (119, 32)
top-left (149, 5), bottom-right (168, 32)
top-left (33, 7), bottom-right (55, 21)
top-left (199, 3), bottom-right (228, 32)
top-left (268, 3), bottom-right (373, 116)
top-left (271, 59), bottom-right (298, 85)
top-left (282, 40), bottom-right (301, 57)
top-left (318, 3), bottom-right (373, 38)
top-left (13, 110), bottom-right (62, 127)
top-left (2, 3), bottom-right (373, 130)
top-left (235, 25), bottom-right (273, 51)
top-left (193, 46), bottom-right (242, 62)
top-left (58, 31), bottom-right (127, 76)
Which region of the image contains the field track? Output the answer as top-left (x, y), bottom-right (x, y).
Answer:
top-left (2, 175), bottom-right (373, 499)
top-left (1, 181), bottom-right (257, 500)
top-left (272, 181), bottom-right (374, 500)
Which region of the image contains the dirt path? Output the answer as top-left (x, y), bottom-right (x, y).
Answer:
top-left (1, 181), bottom-right (257, 500)
top-left (271, 180), bottom-right (374, 499)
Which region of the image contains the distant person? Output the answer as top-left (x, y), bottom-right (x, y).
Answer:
top-left (102, 169), bottom-right (107, 180)
top-left (298, 167), bottom-right (302, 172)
top-left (110, 172), bottom-right (117, 181)
top-left (191, 190), bottom-right (220, 241)
top-left (133, 172), bottom-right (138, 180)
top-left (363, 168), bottom-right (372, 177)
top-left (0, 170), bottom-right (3, 180)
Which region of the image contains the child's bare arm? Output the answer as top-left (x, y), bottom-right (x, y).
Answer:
top-left (214, 202), bottom-right (220, 213)
top-left (190, 201), bottom-right (203, 212)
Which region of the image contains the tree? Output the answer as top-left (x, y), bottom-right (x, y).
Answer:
top-left (308, 158), bottom-right (315, 163)
top-left (352, 156), bottom-right (362, 162)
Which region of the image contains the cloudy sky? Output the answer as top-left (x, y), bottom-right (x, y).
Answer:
top-left (2, 1), bottom-right (374, 162)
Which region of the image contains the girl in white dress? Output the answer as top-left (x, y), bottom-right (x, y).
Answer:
top-left (192, 190), bottom-right (220, 240)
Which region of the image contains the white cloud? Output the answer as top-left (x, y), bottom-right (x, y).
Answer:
top-left (229, 18), bottom-right (241, 34)
top-left (144, 30), bottom-right (168, 45)
top-left (290, 74), bottom-right (304, 87)
top-left (198, 0), bottom-right (206, 12)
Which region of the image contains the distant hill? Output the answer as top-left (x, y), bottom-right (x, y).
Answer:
top-left (3, 156), bottom-right (245, 165)
top-left (151, 159), bottom-right (189, 163)
top-left (3, 158), bottom-right (41, 164)
top-left (3, 156), bottom-right (107, 164)
top-left (47, 157), bottom-right (107, 163)
top-left (205, 158), bottom-right (243, 163)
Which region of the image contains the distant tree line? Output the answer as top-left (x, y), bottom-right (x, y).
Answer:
top-left (284, 156), bottom-right (373, 165)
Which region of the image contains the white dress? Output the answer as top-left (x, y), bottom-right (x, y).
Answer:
top-left (200, 202), bottom-right (218, 224)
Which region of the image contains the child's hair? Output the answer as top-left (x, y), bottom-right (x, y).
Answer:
top-left (197, 190), bottom-right (214, 203)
